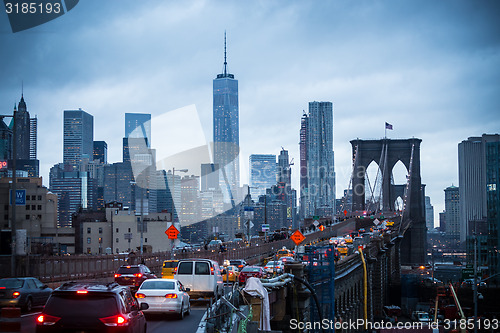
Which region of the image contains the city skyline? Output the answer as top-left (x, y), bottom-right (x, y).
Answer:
top-left (1, 1), bottom-right (500, 226)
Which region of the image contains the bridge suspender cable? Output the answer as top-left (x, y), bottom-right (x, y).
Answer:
top-left (358, 247), bottom-right (368, 330)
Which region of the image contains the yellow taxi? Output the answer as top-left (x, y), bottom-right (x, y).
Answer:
top-left (276, 248), bottom-right (293, 259)
top-left (344, 236), bottom-right (353, 244)
top-left (386, 221), bottom-right (395, 227)
top-left (223, 265), bottom-right (240, 283)
top-left (161, 260), bottom-right (179, 278)
top-left (337, 244), bottom-right (348, 255)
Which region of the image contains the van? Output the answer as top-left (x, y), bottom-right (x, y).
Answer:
top-left (174, 259), bottom-right (223, 299)
top-left (161, 259), bottom-right (179, 278)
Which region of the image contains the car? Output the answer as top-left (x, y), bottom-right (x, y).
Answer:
top-left (208, 240), bottom-right (223, 247)
top-left (161, 260), bottom-right (179, 279)
top-left (174, 259), bottom-right (223, 299)
top-left (263, 261), bottom-right (284, 275)
top-left (461, 279), bottom-right (486, 288)
top-left (239, 266), bottom-right (264, 285)
top-left (276, 248), bottom-right (293, 259)
top-left (135, 279), bottom-right (190, 319)
top-left (222, 265), bottom-right (240, 283)
top-left (36, 281), bottom-right (148, 333)
top-left (411, 311), bottom-right (430, 323)
top-left (114, 265), bottom-right (157, 291)
top-left (229, 259), bottom-right (248, 271)
top-left (0, 277), bottom-right (52, 312)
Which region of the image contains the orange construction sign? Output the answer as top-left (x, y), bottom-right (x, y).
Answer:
top-left (165, 225), bottom-right (180, 239)
top-left (318, 224), bottom-right (325, 231)
top-left (290, 230), bottom-right (305, 245)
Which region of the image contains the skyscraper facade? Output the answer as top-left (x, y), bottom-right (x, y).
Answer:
top-left (249, 154), bottom-right (277, 199)
top-left (29, 116), bottom-right (37, 160)
top-left (125, 113), bottom-right (151, 148)
top-left (213, 34), bottom-right (239, 200)
top-left (425, 196), bottom-right (434, 230)
top-left (63, 109), bottom-right (94, 169)
top-left (201, 163), bottom-right (219, 191)
top-left (444, 185), bottom-right (460, 244)
top-left (486, 139), bottom-right (500, 284)
top-left (458, 134), bottom-right (500, 243)
top-left (301, 102), bottom-right (335, 218)
top-left (13, 95), bottom-right (30, 160)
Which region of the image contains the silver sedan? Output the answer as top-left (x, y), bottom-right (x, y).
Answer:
top-left (135, 279), bottom-right (191, 319)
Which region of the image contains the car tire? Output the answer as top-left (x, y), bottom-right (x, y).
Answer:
top-left (186, 302), bottom-right (191, 316)
top-left (143, 323), bottom-right (147, 333)
top-left (179, 303), bottom-right (185, 320)
top-left (24, 297), bottom-right (32, 312)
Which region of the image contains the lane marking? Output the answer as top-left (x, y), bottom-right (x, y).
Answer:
top-left (21, 312), bottom-right (41, 318)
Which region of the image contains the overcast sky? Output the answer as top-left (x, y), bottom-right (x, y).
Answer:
top-left (1, 0), bottom-right (499, 226)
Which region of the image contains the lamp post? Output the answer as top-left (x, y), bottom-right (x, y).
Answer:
top-left (171, 167), bottom-right (188, 250)
top-left (1, 114), bottom-right (16, 277)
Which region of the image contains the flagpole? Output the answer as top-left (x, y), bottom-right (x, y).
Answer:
top-left (385, 123), bottom-right (387, 139)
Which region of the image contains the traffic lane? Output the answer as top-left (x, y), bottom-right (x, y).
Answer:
top-left (146, 308), bottom-right (205, 333)
top-left (21, 311), bottom-right (40, 332)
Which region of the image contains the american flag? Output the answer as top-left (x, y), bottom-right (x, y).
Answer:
top-left (385, 122), bottom-right (393, 130)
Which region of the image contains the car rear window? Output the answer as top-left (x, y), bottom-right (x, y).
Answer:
top-left (163, 261), bottom-right (178, 268)
top-left (177, 262), bottom-right (193, 274)
top-left (117, 266), bottom-right (140, 274)
top-left (242, 267), bottom-right (261, 273)
top-left (0, 279), bottom-right (24, 288)
top-left (195, 262), bottom-right (210, 275)
top-left (278, 250), bottom-right (289, 254)
top-left (140, 281), bottom-right (175, 290)
top-left (44, 294), bottom-right (118, 317)
top-left (230, 260), bottom-right (242, 265)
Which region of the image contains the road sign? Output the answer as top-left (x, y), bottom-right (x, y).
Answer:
top-left (313, 220), bottom-right (319, 227)
top-left (165, 225), bottom-right (180, 239)
top-left (261, 224), bottom-right (270, 232)
top-left (124, 233), bottom-right (133, 240)
top-left (318, 225), bottom-right (325, 231)
top-left (462, 268), bottom-right (474, 280)
top-left (244, 220), bottom-right (254, 229)
top-left (9, 189), bottom-right (26, 205)
top-left (290, 230), bottom-right (305, 245)
top-left (373, 218), bottom-right (380, 226)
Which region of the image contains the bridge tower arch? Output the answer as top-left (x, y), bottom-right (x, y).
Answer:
top-left (350, 138), bottom-right (426, 265)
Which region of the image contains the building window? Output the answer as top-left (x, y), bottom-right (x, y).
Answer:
top-left (37, 205), bottom-right (42, 210)
top-left (145, 238), bottom-right (148, 243)
top-left (98, 237), bottom-right (102, 244)
top-left (87, 248), bottom-right (91, 254)
top-left (31, 195), bottom-right (36, 201)
top-left (25, 215), bottom-right (30, 220)
top-left (37, 215), bottom-right (41, 219)
top-left (128, 228), bottom-right (131, 232)
top-left (37, 195), bottom-right (42, 201)
top-left (31, 205), bottom-right (36, 210)
top-left (26, 205), bottom-right (30, 210)
top-left (4, 205), bottom-right (8, 210)
top-left (4, 215), bottom-right (8, 221)
top-left (116, 238), bottom-right (119, 243)
top-left (116, 228), bottom-right (119, 233)
top-left (99, 227), bottom-right (102, 234)
top-left (87, 227), bottom-right (91, 234)
top-left (87, 237), bottom-right (91, 244)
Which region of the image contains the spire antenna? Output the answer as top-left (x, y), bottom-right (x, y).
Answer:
top-left (223, 31), bottom-right (227, 76)
top-left (21, 80), bottom-right (23, 97)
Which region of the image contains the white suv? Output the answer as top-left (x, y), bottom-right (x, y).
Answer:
top-left (174, 259), bottom-right (223, 299)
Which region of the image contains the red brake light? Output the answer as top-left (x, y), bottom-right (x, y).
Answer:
top-left (134, 273), bottom-right (143, 278)
top-left (76, 290), bottom-right (88, 294)
top-left (0, 287), bottom-right (5, 289)
top-left (238, 265), bottom-right (243, 268)
top-left (135, 293), bottom-right (146, 299)
top-left (173, 267), bottom-right (177, 272)
top-left (12, 291), bottom-right (20, 298)
top-left (210, 267), bottom-right (214, 275)
top-left (99, 314), bottom-right (129, 327)
top-left (114, 274), bottom-right (121, 278)
top-left (36, 314), bottom-right (61, 326)
top-left (165, 293), bottom-right (178, 298)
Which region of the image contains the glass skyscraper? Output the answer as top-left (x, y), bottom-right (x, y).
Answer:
top-left (213, 33), bottom-right (239, 201)
top-left (301, 101), bottom-right (335, 218)
top-left (125, 113), bottom-right (151, 148)
top-left (249, 154), bottom-right (277, 199)
top-left (63, 109), bottom-right (94, 169)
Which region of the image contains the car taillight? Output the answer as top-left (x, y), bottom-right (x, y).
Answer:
top-left (238, 265), bottom-right (243, 268)
top-left (135, 293), bottom-right (146, 299)
top-left (173, 267), bottom-right (177, 272)
top-left (12, 291), bottom-right (20, 298)
top-left (229, 272), bottom-right (233, 275)
top-left (76, 290), bottom-right (88, 294)
top-left (210, 267), bottom-right (214, 275)
top-left (134, 273), bottom-right (143, 278)
top-left (37, 314), bottom-right (61, 326)
top-left (114, 274), bottom-right (121, 278)
top-left (99, 314), bottom-right (129, 327)
top-left (165, 293), bottom-right (177, 298)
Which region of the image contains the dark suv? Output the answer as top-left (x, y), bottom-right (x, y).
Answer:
top-left (36, 281), bottom-right (148, 332)
top-left (114, 265), bottom-right (156, 291)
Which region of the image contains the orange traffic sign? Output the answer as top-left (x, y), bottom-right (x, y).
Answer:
top-left (290, 230), bottom-right (305, 245)
top-left (318, 224), bottom-right (325, 231)
top-left (165, 225), bottom-right (180, 239)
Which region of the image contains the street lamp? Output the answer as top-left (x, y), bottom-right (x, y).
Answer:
top-left (1, 114), bottom-right (16, 277)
